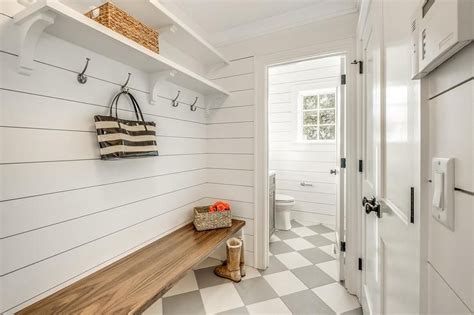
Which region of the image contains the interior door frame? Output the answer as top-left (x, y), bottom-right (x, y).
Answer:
top-left (254, 38), bottom-right (360, 295)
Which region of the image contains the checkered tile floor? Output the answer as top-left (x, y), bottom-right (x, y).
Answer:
top-left (143, 220), bottom-right (361, 315)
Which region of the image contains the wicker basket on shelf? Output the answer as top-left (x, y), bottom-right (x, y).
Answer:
top-left (84, 2), bottom-right (159, 53)
top-left (193, 206), bottom-right (232, 231)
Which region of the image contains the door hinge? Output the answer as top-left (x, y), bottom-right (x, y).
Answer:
top-left (351, 60), bottom-right (363, 74)
top-left (340, 241), bottom-right (346, 252)
top-left (358, 258), bottom-right (363, 271)
top-left (358, 160), bottom-right (363, 173)
top-left (410, 187), bottom-right (415, 224)
top-left (341, 74), bottom-right (346, 85)
top-left (341, 158), bottom-right (347, 169)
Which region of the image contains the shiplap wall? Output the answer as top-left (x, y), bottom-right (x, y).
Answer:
top-left (0, 6), bottom-right (227, 312)
top-left (426, 43), bottom-right (473, 314)
top-left (268, 57), bottom-right (339, 224)
top-left (206, 56), bottom-right (255, 263)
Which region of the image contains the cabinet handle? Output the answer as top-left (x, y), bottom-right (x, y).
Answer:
top-left (300, 182), bottom-right (313, 187)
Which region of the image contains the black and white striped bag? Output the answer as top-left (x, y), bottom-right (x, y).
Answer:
top-left (94, 91), bottom-right (159, 159)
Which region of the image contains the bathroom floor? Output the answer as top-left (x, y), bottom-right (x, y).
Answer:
top-left (144, 220), bottom-right (361, 315)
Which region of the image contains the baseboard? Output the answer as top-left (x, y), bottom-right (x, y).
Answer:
top-left (292, 211), bottom-right (336, 225)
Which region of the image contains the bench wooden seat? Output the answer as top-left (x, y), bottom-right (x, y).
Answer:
top-left (18, 219), bottom-right (245, 314)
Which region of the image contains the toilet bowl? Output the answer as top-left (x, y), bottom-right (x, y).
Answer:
top-left (275, 194), bottom-right (295, 230)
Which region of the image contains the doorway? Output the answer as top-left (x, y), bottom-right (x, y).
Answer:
top-left (266, 54), bottom-right (346, 282)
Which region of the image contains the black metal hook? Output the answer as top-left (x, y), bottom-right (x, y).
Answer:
top-left (121, 73), bottom-right (131, 92)
top-left (190, 97), bottom-right (198, 111)
top-left (172, 90), bottom-right (181, 107)
top-left (77, 57), bottom-right (90, 84)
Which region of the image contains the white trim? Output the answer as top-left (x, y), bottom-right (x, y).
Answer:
top-left (254, 38), bottom-right (359, 295)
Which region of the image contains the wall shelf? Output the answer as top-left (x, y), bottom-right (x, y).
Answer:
top-left (14, 0), bottom-right (230, 103)
top-left (90, 0), bottom-right (230, 67)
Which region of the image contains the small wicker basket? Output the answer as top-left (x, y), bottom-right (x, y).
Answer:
top-left (84, 2), bottom-right (159, 53)
top-left (193, 206), bottom-right (232, 231)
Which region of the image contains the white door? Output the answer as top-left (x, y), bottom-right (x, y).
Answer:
top-left (360, 1), bottom-right (383, 313)
top-left (335, 56), bottom-right (346, 282)
top-left (359, 0), bottom-right (421, 314)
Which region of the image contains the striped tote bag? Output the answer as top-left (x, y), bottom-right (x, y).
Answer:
top-left (94, 91), bottom-right (159, 159)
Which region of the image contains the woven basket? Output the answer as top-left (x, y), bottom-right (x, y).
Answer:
top-left (85, 2), bottom-right (159, 53)
top-left (193, 206), bottom-right (232, 231)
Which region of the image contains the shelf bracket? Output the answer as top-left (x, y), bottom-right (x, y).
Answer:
top-left (149, 70), bottom-right (178, 105)
top-left (205, 94), bottom-right (226, 116)
top-left (15, 10), bottom-right (56, 75)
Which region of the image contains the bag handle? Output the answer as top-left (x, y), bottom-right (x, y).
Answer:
top-left (108, 91), bottom-right (148, 131)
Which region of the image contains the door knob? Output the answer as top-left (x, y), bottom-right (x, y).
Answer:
top-left (330, 169), bottom-right (337, 175)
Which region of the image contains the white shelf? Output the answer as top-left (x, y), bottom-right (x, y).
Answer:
top-left (14, 0), bottom-right (229, 102)
top-left (58, 0), bottom-right (230, 67)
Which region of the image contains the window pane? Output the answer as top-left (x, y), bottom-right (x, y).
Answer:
top-left (319, 93), bottom-right (335, 108)
top-left (319, 109), bottom-right (335, 124)
top-left (319, 126), bottom-right (335, 140)
top-left (303, 95), bottom-right (317, 109)
top-left (303, 112), bottom-right (318, 125)
top-left (303, 126), bottom-right (318, 140)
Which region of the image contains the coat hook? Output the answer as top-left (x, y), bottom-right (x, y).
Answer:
top-left (77, 57), bottom-right (90, 84)
top-left (172, 90), bottom-right (181, 107)
top-left (190, 97), bottom-right (198, 111)
top-left (121, 72), bottom-right (131, 92)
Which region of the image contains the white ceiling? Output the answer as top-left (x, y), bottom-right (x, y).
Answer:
top-left (160, 0), bottom-right (321, 34)
top-left (161, 0), bottom-right (359, 46)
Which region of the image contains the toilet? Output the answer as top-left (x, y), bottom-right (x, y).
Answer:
top-left (275, 194), bottom-right (295, 230)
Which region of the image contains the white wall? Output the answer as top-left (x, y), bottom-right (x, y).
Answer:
top-left (206, 55), bottom-right (256, 262)
top-left (268, 57), bottom-right (339, 224)
top-left (211, 14), bottom-right (357, 265)
top-left (0, 4), bottom-right (254, 313)
top-left (424, 43), bottom-right (473, 314)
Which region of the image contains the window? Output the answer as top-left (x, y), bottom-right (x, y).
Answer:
top-left (298, 89), bottom-right (336, 141)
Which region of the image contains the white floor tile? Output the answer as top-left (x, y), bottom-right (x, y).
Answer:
top-left (275, 252), bottom-right (312, 269)
top-left (246, 298), bottom-right (292, 315)
top-left (312, 283), bottom-right (360, 314)
top-left (270, 234), bottom-right (281, 243)
top-left (242, 266), bottom-right (261, 280)
top-left (316, 260), bottom-right (339, 281)
top-left (163, 270), bottom-right (198, 297)
top-left (263, 271), bottom-right (307, 296)
top-left (321, 232), bottom-right (336, 242)
top-left (319, 244), bottom-right (337, 258)
top-left (291, 226), bottom-right (318, 237)
top-left (193, 257), bottom-right (222, 270)
top-left (200, 283), bottom-right (244, 314)
top-left (283, 238), bottom-right (315, 251)
top-left (143, 298), bottom-right (162, 315)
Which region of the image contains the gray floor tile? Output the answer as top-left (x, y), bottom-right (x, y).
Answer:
top-left (298, 247), bottom-right (335, 264)
top-left (291, 265), bottom-right (336, 288)
top-left (217, 306), bottom-right (249, 315)
top-left (304, 234), bottom-right (334, 246)
top-left (274, 229), bottom-right (299, 240)
top-left (291, 220), bottom-right (303, 227)
top-left (281, 289), bottom-right (336, 315)
top-left (269, 241), bottom-right (294, 255)
top-left (234, 277), bottom-right (278, 305)
top-left (194, 266), bottom-right (231, 289)
top-left (162, 290), bottom-right (205, 315)
top-left (260, 256), bottom-right (288, 275)
top-left (340, 307), bottom-right (363, 315)
top-left (308, 224), bottom-right (334, 234)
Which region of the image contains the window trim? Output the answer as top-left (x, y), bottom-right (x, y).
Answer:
top-left (296, 88), bottom-right (337, 143)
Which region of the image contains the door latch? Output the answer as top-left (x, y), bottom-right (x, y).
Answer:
top-left (363, 196), bottom-right (381, 218)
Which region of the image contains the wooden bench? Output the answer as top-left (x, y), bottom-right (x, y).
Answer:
top-left (18, 219), bottom-right (245, 314)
